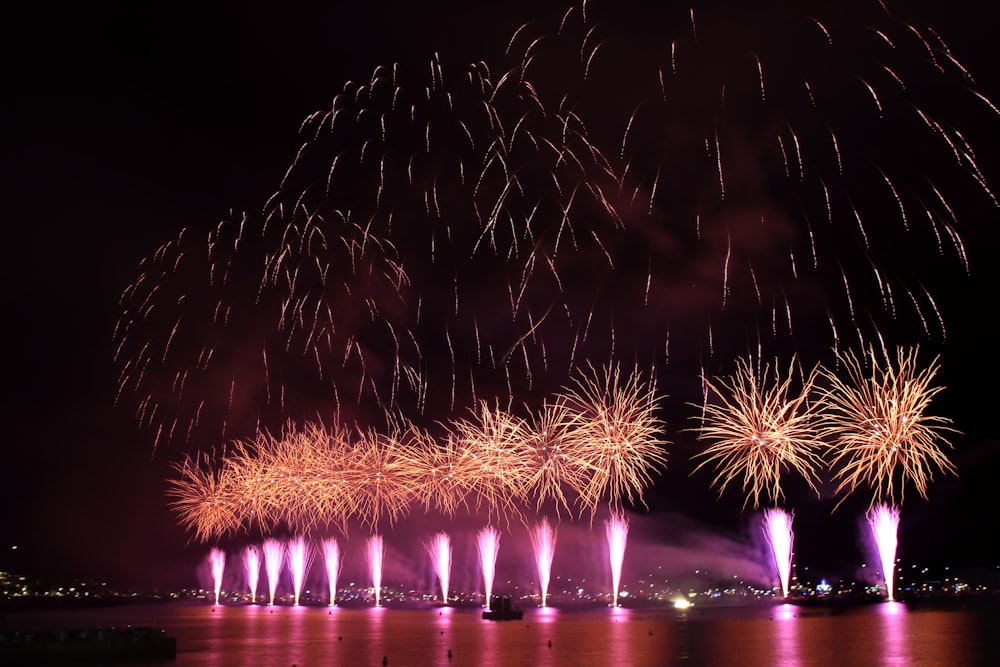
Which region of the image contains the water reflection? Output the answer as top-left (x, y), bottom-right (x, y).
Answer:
top-left (2, 600), bottom-right (998, 667)
top-left (771, 603), bottom-right (802, 667)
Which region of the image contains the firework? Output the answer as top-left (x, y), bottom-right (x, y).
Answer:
top-left (605, 513), bottom-right (629, 607)
top-left (762, 508), bottom-right (794, 598)
top-left (322, 537), bottom-right (342, 607)
top-left (209, 547), bottom-right (226, 605)
top-left (529, 518), bottom-right (557, 607)
top-left (166, 454), bottom-right (243, 542)
top-left (118, 0), bottom-right (995, 471)
top-left (263, 538), bottom-right (285, 605)
top-left (819, 347), bottom-right (958, 507)
top-left (447, 401), bottom-right (535, 523)
top-left (287, 536), bottom-right (312, 606)
top-left (476, 526), bottom-right (501, 607)
top-left (867, 503), bottom-right (900, 602)
top-left (522, 400), bottom-right (590, 518)
top-left (424, 532), bottom-right (452, 604)
top-left (367, 535), bottom-right (385, 607)
top-left (406, 428), bottom-right (479, 518)
top-left (244, 545), bottom-right (261, 604)
top-left (691, 356), bottom-right (826, 509)
top-left (560, 364), bottom-right (668, 516)
top-left (504, 0), bottom-right (994, 365)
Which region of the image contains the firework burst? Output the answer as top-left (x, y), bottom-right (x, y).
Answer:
top-left (561, 364), bottom-right (668, 516)
top-left (819, 346), bottom-right (959, 508)
top-left (691, 356), bottom-right (827, 509)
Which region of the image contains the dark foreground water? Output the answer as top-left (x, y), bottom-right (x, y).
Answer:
top-left (3, 598), bottom-right (999, 666)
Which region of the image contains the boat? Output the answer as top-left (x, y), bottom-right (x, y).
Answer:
top-left (0, 625), bottom-right (177, 663)
top-left (482, 595), bottom-right (523, 621)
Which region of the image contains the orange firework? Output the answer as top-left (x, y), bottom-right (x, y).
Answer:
top-left (522, 400), bottom-right (590, 518)
top-left (819, 346), bottom-right (959, 508)
top-left (691, 356), bottom-right (826, 509)
top-left (560, 364), bottom-right (668, 516)
top-left (448, 401), bottom-right (534, 524)
top-left (404, 427), bottom-right (479, 518)
top-left (166, 452), bottom-right (243, 542)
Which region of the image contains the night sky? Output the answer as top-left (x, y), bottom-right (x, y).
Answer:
top-left (4, 0), bottom-right (999, 592)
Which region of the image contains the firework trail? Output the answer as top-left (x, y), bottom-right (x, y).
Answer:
top-left (503, 0), bottom-right (994, 367)
top-left (244, 545), bottom-right (261, 604)
top-left (209, 547), bottom-right (225, 605)
top-left (868, 503), bottom-right (900, 601)
top-left (424, 532), bottom-right (452, 604)
top-left (691, 355), bottom-right (826, 509)
top-left (263, 538), bottom-right (285, 605)
top-left (115, 0), bottom-right (996, 460)
top-left (322, 537), bottom-right (342, 606)
top-left (605, 513), bottom-right (629, 606)
top-left (476, 526), bottom-right (501, 607)
top-left (762, 508), bottom-right (794, 598)
top-left (819, 346), bottom-right (959, 508)
top-left (529, 518), bottom-right (558, 607)
top-left (367, 534), bottom-right (385, 607)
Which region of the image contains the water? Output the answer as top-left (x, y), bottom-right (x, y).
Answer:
top-left (3, 599), bottom-right (998, 666)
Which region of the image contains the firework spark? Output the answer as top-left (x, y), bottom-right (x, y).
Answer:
top-left (367, 535), bottom-right (385, 607)
top-left (244, 545), bottom-right (261, 604)
top-left (116, 0), bottom-right (995, 461)
top-left (322, 537), bottom-right (342, 606)
top-left (560, 364), bottom-right (668, 516)
top-left (263, 538), bottom-right (285, 605)
top-left (819, 347), bottom-right (958, 507)
top-left (209, 547), bottom-right (225, 605)
top-left (424, 532), bottom-right (452, 604)
top-left (605, 513), bottom-right (629, 607)
top-left (868, 503), bottom-right (900, 601)
top-left (476, 526), bottom-right (501, 607)
top-left (762, 508), bottom-right (794, 598)
top-left (529, 518), bottom-right (557, 607)
top-left (691, 356), bottom-right (826, 509)
top-left (287, 536), bottom-right (312, 606)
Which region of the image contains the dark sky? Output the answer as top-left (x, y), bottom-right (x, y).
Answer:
top-left (4, 0), bottom-right (999, 592)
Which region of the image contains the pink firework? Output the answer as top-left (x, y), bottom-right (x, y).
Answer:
top-left (424, 532), bottom-right (452, 604)
top-left (244, 545), bottom-right (261, 604)
top-left (868, 504), bottom-right (900, 602)
top-left (322, 538), bottom-right (341, 607)
top-left (762, 508), bottom-right (794, 598)
top-left (287, 536), bottom-right (311, 606)
top-left (529, 518), bottom-right (557, 607)
top-left (605, 514), bottom-right (629, 607)
top-left (476, 526), bottom-right (501, 607)
top-left (209, 547), bottom-right (226, 605)
top-left (262, 538), bottom-right (285, 605)
top-left (367, 535), bottom-right (385, 607)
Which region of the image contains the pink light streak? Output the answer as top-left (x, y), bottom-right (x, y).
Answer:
top-left (263, 538), bottom-right (285, 605)
top-left (244, 545), bottom-right (261, 604)
top-left (763, 508), bottom-right (794, 598)
top-left (868, 503), bottom-right (900, 601)
top-left (529, 518), bottom-right (557, 607)
top-left (605, 513), bottom-right (628, 607)
top-left (424, 532), bottom-right (452, 604)
top-left (476, 526), bottom-right (501, 608)
top-left (367, 535), bottom-right (385, 607)
top-left (209, 547), bottom-right (225, 605)
top-left (287, 536), bottom-right (311, 606)
top-left (322, 537), bottom-right (341, 607)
